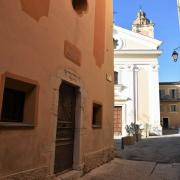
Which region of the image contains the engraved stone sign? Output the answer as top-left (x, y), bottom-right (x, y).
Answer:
top-left (64, 69), bottom-right (80, 83)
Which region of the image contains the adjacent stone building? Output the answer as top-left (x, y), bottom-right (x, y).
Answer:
top-left (0, 1), bottom-right (114, 179)
top-left (113, 10), bottom-right (162, 138)
top-left (160, 82), bottom-right (180, 129)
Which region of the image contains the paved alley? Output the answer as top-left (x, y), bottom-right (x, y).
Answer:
top-left (79, 134), bottom-right (180, 180)
top-left (79, 158), bottom-right (180, 180)
top-left (115, 134), bottom-right (180, 163)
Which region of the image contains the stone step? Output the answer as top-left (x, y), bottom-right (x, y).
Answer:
top-left (54, 170), bottom-right (82, 180)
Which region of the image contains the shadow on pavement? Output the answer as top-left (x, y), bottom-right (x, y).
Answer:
top-left (163, 128), bottom-right (179, 135)
top-left (114, 134), bottom-right (180, 163)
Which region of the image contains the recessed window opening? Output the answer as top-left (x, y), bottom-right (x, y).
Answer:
top-left (114, 71), bottom-right (118, 85)
top-left (92, 102), bottom-right (102, 128)
top-left (170, 89), bottom-right (176, 98)
top-left (1, 88), bottom-right (25, 122)
top-left (72, 0), bottom-right (88, 14)
top-left (170, 104), bottom-right (177, 112)
top-left (159, 89), bottom-right (165, 99)
top-left (0, 74), bottom-right (38, 126)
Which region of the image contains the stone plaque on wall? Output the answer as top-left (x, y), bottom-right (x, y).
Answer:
top-left (64, 40), bottom-right (81, 66)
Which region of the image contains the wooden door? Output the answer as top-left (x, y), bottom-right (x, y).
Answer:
top-left (114, 106), bottom-right (122, 136)
top-left (54, 82), bottom-right (77, 174)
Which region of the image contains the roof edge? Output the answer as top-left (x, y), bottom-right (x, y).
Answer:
top-left (159, 82), bottom-right (180, 85)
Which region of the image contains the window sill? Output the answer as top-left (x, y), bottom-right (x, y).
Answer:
top-left (0, 122), bottom-right (35, 128)
top-left (92, 125), bottom-right (102, 129)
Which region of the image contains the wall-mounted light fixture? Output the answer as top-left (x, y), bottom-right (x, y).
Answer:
top-left (172, 47), bottom-right (180, 62)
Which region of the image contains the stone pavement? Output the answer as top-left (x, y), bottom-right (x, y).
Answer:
top-left (78, 134), bottom-right (180, 180)
top-left (115, 134), bottom-right (180, 163)
top-left (78, 158), bottom-right (180, 180)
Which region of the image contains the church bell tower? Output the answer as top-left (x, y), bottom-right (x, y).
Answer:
top-left (132, 9), bottom-right (154, 38)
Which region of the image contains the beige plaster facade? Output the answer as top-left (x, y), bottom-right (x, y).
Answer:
top-left (0, 0), bottom-right (114, 179)
top-left (160, 82), bottom-right (180, 129)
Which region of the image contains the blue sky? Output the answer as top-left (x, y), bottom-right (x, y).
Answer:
top-left (113, 0), bottom-right (180, 82)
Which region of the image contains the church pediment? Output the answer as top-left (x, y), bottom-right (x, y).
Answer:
top-left (113, 25), bottom-right (162, 51)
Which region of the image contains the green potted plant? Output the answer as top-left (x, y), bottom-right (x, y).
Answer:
top-left (123, 124), bottom-right (135, 145)
top-left (131, 123), bottom-right (142, 142)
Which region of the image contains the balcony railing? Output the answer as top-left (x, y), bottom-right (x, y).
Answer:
top-left (160, 95), bottom-right (180, 101)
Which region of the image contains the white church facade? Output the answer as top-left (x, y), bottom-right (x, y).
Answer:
top-left (113, 10), bottom-right (162, 138)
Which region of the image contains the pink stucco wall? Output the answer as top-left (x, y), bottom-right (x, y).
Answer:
top-left (0, 0), bottom-right (114, 178)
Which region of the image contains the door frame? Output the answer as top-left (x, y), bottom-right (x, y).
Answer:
top-left (50, 68), bottom-right (85, 175)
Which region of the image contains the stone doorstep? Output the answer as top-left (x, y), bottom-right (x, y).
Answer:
top-left (55, 170), bottom-right (82, 180)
